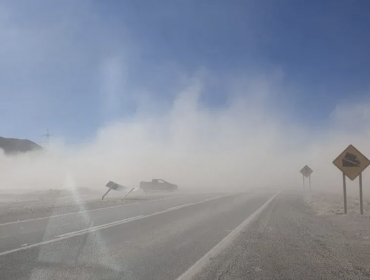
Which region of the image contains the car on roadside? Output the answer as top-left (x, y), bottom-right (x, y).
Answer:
top-left (139, 179), bottom-right (178, 193)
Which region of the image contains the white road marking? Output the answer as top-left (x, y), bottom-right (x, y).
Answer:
top-left (56, 215), bottom-right (145, 238)
top-left (0, 194), bottom-right (230, 257)
top-left (56, 195), bottom-right (93, 200)
top-left (0, 195), bottom-right (190, 226)
top-left (0, 234), bottom-right (13, 239)
top-left (167, 202), bottom-right (195, 211)
top-left (175, 192), bottom-right (280, 280)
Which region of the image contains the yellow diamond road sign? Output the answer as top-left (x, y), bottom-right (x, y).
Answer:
top-left (333, 144), bottom-right (370, 181)
top-left (300, 165), bottom-right (313, 178)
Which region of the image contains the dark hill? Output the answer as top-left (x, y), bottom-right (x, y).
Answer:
top-left (0, 136), bottom-right (42, 155)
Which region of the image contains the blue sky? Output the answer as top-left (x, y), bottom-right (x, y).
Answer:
top-left (1, 0), bottom-right (370, 144)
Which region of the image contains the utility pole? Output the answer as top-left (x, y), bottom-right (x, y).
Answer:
top-left (41, 129), bottom-right (54, 147)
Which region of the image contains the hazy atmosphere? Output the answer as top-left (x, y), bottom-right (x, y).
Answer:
top-left (1, 0), bottom-right (370, 193)
top-left (2, 2), bottom-right (370, 280)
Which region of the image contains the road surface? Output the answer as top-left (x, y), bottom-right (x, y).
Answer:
top-left (0, 192), bottom-right (274, 280)
top-left (2, 191), bottom-right (369, 280)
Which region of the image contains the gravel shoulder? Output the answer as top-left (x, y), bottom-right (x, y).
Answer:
top-left (307, 191), bottom-right (370, 217)
top-left (193, 191), bottom-right (370, 280)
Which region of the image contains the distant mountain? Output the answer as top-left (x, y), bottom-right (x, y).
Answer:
top-left (0, 136), bottom-right (42, 155)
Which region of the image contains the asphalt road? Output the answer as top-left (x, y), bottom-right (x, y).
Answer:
top-left (0, 192), bottom-right (188, 224)
top-left (0, 192), bottom-right (274, 280)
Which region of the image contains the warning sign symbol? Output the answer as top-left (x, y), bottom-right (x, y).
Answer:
top-left (333, 145), bottom-right (370, 181)
top-left (342, 152), bottom-right (361, 167)
top-left (300, 165), bottom-right (313, 178)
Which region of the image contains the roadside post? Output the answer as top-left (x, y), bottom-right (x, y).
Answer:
top-left (120, 187), bottom-right (140, 200)
top-left (333, 144), bottom-right (370, 215)
top-left (360, 172), bottom-right (363, 215)
top-left (102, 188), bottom-right (112, 201)
top-left (300, 165), bottom-right (313, 191)
top-left (342, 172), bottom-right (347, 214)
top-left (102, 181), bottom-right (126, 200)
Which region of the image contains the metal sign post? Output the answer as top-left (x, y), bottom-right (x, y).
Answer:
top-left (359, 172), bottom-right (363, 215)
top-left (102, 188), bottom-right (112, 201)
top-left (333, 145), bottom-right (370, 215)
top-left (102, 181), bottom-right (126, 200)
top-left (121, 187), bottom-right (135, 200)
top-left (343, 172), bottom-right (347, 214)
top-left (300, 165), bottom-right (313, 191)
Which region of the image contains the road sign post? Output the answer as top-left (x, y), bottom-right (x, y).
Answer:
top-left (359, 172), bottom-right (363, 215)
top-left (300, 165), bottom-right (313, 191)
top-left (343, 172), bottom-right (347, 214)
top-left (102, 181), bottom-right (126, 200)
top-left (121, 187), bottom-right (135, 200)
top-left (333, 145), bottom-right (370, 215)
top-left (102, 188), bottom-right (112, 201)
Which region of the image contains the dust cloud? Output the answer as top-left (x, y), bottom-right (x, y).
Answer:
top-left (1, 1), bottom-right (369, 197)
top-left (1, 76), bottom-right (370, 195)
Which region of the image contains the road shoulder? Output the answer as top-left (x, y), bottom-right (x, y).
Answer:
top-left (193, 192), bottom-right (370, 280)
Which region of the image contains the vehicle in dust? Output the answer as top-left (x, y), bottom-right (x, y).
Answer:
top-left (139, 179), bottom-right (178, 192)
